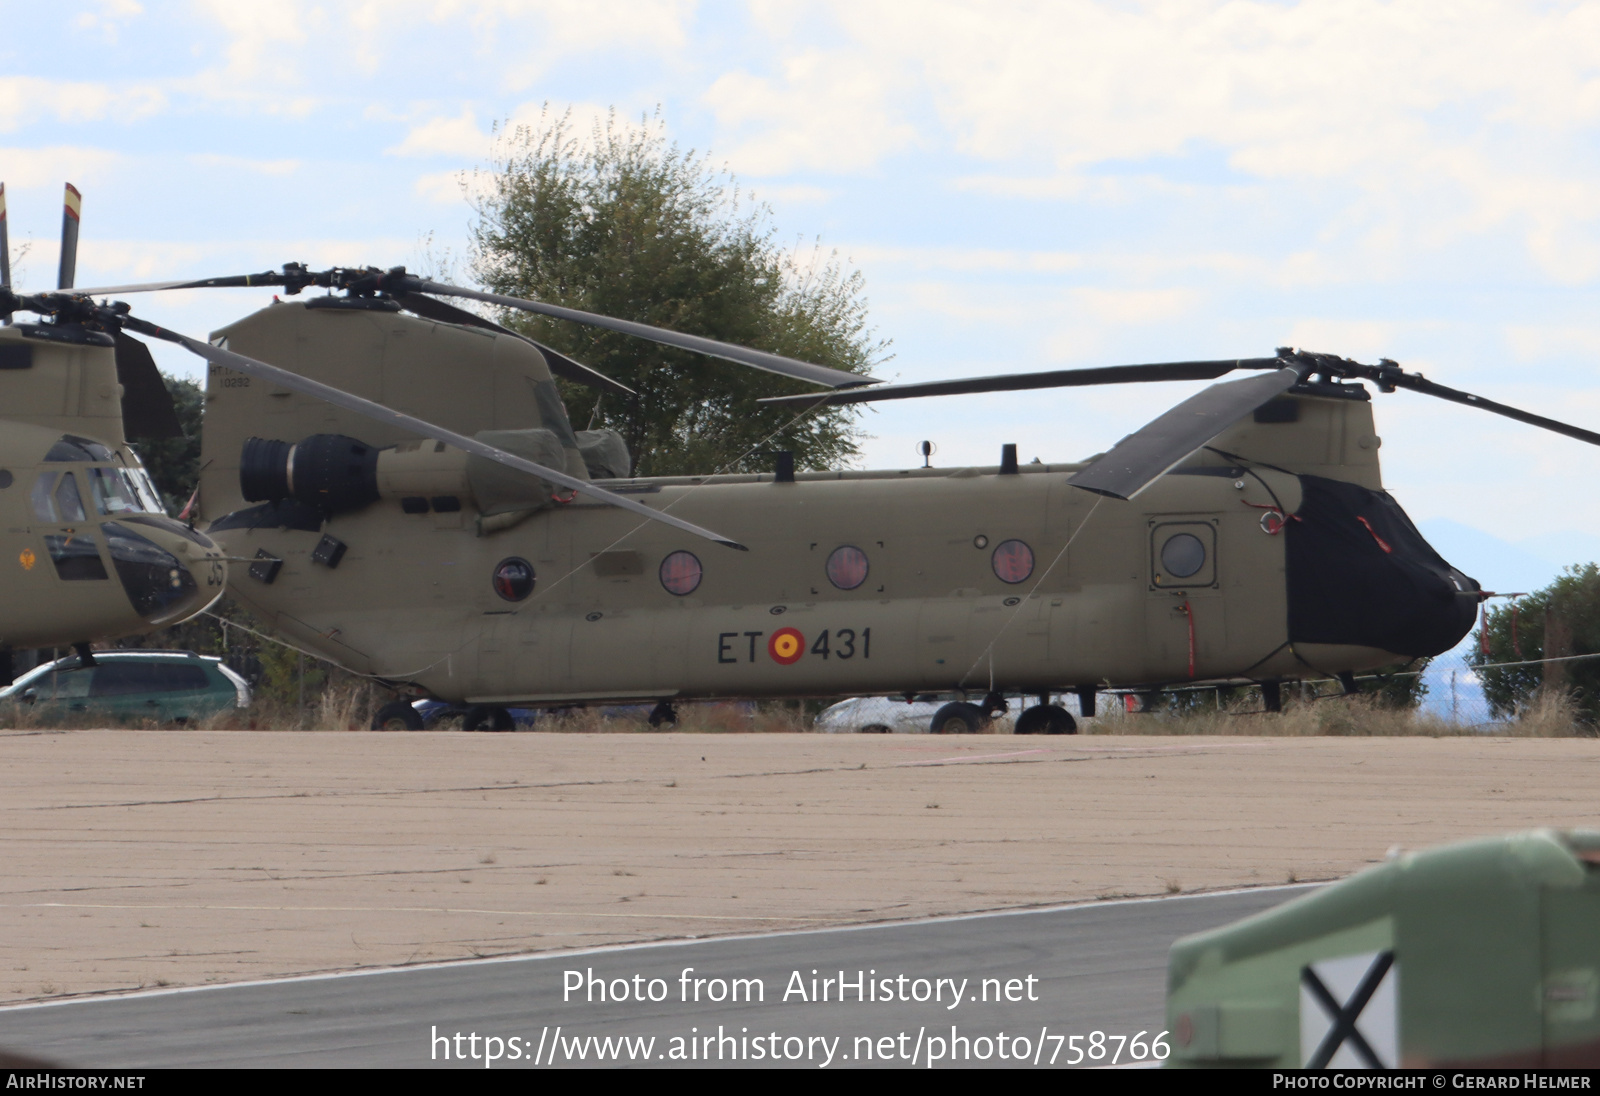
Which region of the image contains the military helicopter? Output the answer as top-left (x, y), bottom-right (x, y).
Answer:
top-left (0, 184), bottom-right (229, 685)
top-left (44, 259), bottom-right (1600, 733)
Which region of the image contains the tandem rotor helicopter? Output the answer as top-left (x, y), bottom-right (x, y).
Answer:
top-left (8, 186), bottom-right (1600, 733)
top-left (0, 184), bottom-right (226, 684)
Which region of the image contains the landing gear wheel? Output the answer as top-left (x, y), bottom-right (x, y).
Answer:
top-left (648, 701), bottom-right (677, 728)
top-left (930, 701), bottom-right (989, 734)
top-left (463, 705), bottom-right (515, 732)
top-left (373, 699), bottom-right (424, 731)
top-left (1015, 704), bottom-right (1077, 735)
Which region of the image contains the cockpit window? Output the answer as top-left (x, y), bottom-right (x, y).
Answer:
top-left (54, 473), bottom-right (86, 522)
top-left (114, 452), bottom-right (168, 515)
top-left (44, 532), bottom-right (108, 581)
top-left (123, 467), bottom-right (166, 515)
top-left (88, 467), bottom-right (143, 516)
top-left (30, 472), bottom-right (58, 521)
top-left (45, 435), bottom-right (116, 462)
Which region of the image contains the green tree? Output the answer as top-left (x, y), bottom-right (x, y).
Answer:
top-left (470, 108), bottom-right (888, 477)
top-left (1470, 564), bottom-right (1600, 724)
top-left (1359, 660), bottom-right (1430, 709)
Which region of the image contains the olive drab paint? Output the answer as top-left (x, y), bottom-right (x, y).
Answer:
top-left (195, 300), bottom-right (1480, 710)
top-left (0, 325), bottom-right (228, 658)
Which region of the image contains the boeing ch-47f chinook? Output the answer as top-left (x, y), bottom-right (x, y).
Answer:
top-left (48, 262), bottom-right (1600, 732)
top-left (0, 185), bottom-right (227, 685)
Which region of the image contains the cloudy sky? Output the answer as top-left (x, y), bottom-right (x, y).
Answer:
top-left (7, 0), bottom-right (1600, 583)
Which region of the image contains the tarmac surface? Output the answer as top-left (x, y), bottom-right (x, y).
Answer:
top-left (1, 728), bottom-right (1595, 1022)
top-left (0, 886), bottom-right (1311, 1068)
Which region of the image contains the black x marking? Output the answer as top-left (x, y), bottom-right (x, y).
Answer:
top-left (1302, 950), bottom-right (1395, 1069)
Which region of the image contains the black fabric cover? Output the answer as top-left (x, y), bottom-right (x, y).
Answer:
top-left (1286, 475), bottom-right (1479, 657)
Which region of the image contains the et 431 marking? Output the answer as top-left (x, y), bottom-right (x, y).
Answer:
top-left (717, 627), bottom-right (872, 666)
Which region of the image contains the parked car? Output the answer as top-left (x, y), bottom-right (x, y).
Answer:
top-left (814, 692), bottom-right (1108, 734)
top-left (0, 650), bottom-right (251, 725)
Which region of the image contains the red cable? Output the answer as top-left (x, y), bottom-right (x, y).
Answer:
top-left (1356, 516), bottom-right (1392, 553)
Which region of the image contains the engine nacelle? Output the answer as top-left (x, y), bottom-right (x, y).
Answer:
top-left (238, 430), bottom-right (574, 517)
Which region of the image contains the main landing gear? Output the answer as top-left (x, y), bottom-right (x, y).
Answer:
top-left (1015, 704), bottom-right (1077, 735)
top-left (929, 702), bottom-right (989, 734)
top-left (463, 705), bottom-right (515, 732)
top-left (372, 699), bottom-right (424, 731)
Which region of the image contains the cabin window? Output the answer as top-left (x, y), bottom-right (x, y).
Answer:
top-left (659, 550), bottom-right (703, 596)
top-left (492, 558), bottom-right (535, 602)
top-left (991, 539), bottom-right (1035, 584)
top-left (1160, 533), bottom-right (1207, 578)
top-left (826, 545), bottom-right (869, 590)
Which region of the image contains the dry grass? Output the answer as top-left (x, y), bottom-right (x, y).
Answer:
top-left (6, 678), bottom-right (1590, 738)
top-left (1087, 689), bottom-right (1591, 738)
top-left (532, 701), bottom-right (810, 735)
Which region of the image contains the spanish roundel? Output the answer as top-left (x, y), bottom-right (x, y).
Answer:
top-left (768, 627), bottom-right (805, 665)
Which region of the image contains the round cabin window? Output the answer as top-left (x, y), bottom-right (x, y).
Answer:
top-left (659, 550), bottom-right (703, 596)
top-left (991, 539), bottom-right (1035, 584)
top-left (1160, 533), bottom-right (1207, 578)
top-left (826, 545), bottom-right (869, 590)
top-left (492, 557), bottom-right (535, 601)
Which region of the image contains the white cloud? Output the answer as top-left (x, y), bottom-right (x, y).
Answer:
top-left (0, 77), bottom-right (166, 133)
top-left (415, 169), bottom-right (474, 205)
top-left (73, 0), bottom-right (144, 43)
top-left (705, 50), bottom-right (920, 175)
top-left (388, 110), bottom-right (490, 159)
top-left (705, 1), bottom-right (1600, 276)
top-left (0, 146), bottom-right (123, 189)
top-left (188, 0), bottom-right (310, 83)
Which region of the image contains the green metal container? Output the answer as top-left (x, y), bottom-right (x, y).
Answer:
top-left (1167, 829), bottom-right (1600, 1068)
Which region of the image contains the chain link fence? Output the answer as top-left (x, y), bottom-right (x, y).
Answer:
top-left (812, 646), bottom-right (1524, 734)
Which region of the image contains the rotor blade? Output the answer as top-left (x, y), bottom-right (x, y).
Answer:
top-left (394, 291), bottom-right (634, 398)
top-left (413, 278), bottom-right (875, 390)
top-left (57, 183), bottom-right (80, 290)
top-left (113, 333), bottom-right (182, 439)
top-left (68, 273), bottom-right (286, 296)
top-left (756, 358), bottom-right (1282, 408)
top-left (0, 182), bottom-right (10, 288)
top-left (119, 315), bottom-right (747, 550)
top-left (1387, 373), bottom-right (1600, 448)
top-left (1067, 366), bottom-right (1307, 500)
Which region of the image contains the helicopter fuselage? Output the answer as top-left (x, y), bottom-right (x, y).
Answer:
top-left (0, 328), bottom-right (226, 660)
top-left (209, 429), bottom-right (1475, 706)
top-left (198, 301), bottom-right (1479, 709)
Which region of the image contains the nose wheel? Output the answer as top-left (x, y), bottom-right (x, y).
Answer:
top-left (930, 702), bottom-right (989, 734)
top-left (372, 699), bottom-right (424, 731)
